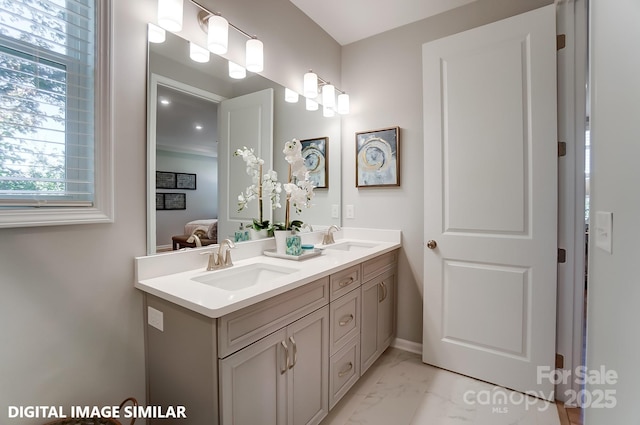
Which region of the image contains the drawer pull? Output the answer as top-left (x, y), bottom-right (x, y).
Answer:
top-left (339, 277), bottom-right (355, 288)
top-left (280, 340), bottom-right (289, 374)
top-left (338, 314), bottom-right (354, 326)
top-left (338, 362), bottom-right (354, 377)
top-left (289, 336), bottom-right (297, 369)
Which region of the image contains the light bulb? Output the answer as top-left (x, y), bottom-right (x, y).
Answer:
top-left (285, 88), bottom-right (299, 103)
top-left (337, 93), bottom-right (350, 114)
top-left (157, 0), bottom-right (183, 32)
top-left (189, 42), bottom-right (209, 63)
top-left (207, 15), bottom-right (228, 54)
top-left (246, 38), bottom-right (263, 72)
top-left (229, 61), bottom-right (246, 79)
top-left (147, 23), bottom-right (166, 43)
top-left (304, 71), bottom-right (318, 98)
top-left (322, 84), bottom-right (336, 109)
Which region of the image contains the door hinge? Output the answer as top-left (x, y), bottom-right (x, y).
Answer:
top-left (556, 353), bottom-right (565, 369)
top-left (558, 141), bottom-right (567, 157)
top-left (557, 34), bottom-right (566, 50)
top-left (558, 248), bottom-right (567, 264)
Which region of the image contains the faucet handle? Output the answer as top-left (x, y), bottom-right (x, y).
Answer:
top-left (200, 251), bottom-right (220, 271)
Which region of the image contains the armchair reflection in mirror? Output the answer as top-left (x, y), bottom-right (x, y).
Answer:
top-left (146, 30), bottom-right (341, 254)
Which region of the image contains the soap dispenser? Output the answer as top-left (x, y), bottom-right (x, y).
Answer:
top-left (234, 223), bottom-right (249, 242)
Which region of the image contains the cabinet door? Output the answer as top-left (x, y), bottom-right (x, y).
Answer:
top-left (288, 306), bottom-right (329, 425)
top-left (377, 274), bottom-right (395, 352)
top-left (360, 270), bottom-right (396, 374)
top-left (360, 278), bottom-right (380, 374)
top-left (219, 328), bottom-right (288, 425)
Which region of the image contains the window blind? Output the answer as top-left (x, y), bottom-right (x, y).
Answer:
top-left (0, 0), bottom-right (96, 207)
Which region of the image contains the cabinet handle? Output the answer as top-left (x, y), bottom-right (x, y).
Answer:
top-left (339, 277), bottom-right (355, 288)
top-left (378, 281), bottom-right (387, 303)
top-left (280, 340), bottom-right (289, 374)
top-left (288, 336), bottom-right (297, 369)
top-left (338, 362), bottom-right (353, 378)
top-left (339, 314), bottom-right (354, 326)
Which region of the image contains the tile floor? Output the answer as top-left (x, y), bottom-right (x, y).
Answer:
top-left (321, 347), bottom-right (561, 425)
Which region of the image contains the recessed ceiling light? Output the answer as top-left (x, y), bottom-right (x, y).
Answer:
top-left (160, 98), bottom-right (170, 105)
top-left (195, 124), bottom-right (203, 130)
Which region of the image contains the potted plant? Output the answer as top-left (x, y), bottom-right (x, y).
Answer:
top-left (234, 147), bottom-right (282, 239)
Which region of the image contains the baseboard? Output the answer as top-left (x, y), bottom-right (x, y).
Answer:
top-left (391, 337), bottom-right (422, 355)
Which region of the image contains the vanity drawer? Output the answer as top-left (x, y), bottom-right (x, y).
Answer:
top-left (330, 265), bottom-right (361, 300)
top-left (330, 288), bottom-right (360, 355)
top-left (329, 336), bottom-right (360, 410)
top-left (362, 250), bottom-right (397, 282)
top-left (218, 276), bottom-right (330, 358)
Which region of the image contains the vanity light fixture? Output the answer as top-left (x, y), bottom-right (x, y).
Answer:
top-left (337, 92), bottom-right (350, 115)
top-left (157, 0), bottom-right (183, 32)
top-left (285, 88), bottom-right (299, 103)
top-left (148, 23), bottom-right (166, 43)
top-left (245, 37), bottom-right (264, 72)
top-left (306, 98), bottom-right (318, 111)
top-left (303, 70), bottom-right (350, 115)
top-left (189, 42), bottom-right (210, 63)
top-left (228, 61), bottom-right (246, 79)
top-left (192, 1), bottom-right (264, 73)
top-left (303, 71), bottom-right (318, 98)
top-left (207, 14), bottom-right (228, 54)
top-left (322, 84), bottom-right (336, 109)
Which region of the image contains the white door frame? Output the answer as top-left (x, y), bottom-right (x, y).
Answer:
top-left (555, 0), bottom-right (588, 404)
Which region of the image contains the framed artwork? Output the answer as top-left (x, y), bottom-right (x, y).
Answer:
top-left (176, 172), bottom-right (197, 190)
top-left (156, 193), bottom-right (186, 210)
top-left (300, 137), bottom-right (328, 189)
top-left (355, 126), bottom-right (400, 187)
top-left (156, 171), bottom-right (176, 189)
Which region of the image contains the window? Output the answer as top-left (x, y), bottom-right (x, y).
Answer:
top-left (0, 0), bottom-right (112, 227)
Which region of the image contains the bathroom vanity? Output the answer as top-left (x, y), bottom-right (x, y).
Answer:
top-left (135, 228), bottom-right (400, 425)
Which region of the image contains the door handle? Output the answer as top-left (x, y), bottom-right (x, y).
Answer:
top-left (339, 276), bottom-right (355, 287)
top-left (426, 240), bottom-right (437, 249)
top-left (280, 340), bottom-right (289, 374)
top-left (338, 361), bottom-right (354, 378)
top-left (378, 281), bottom-right (387, 303)
top-left (339, 314), bottom-right (354, 326)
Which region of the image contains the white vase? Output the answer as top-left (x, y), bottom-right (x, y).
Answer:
top-left (274, 230), bottom-right (292, 254)
top-left (249, 228), bottom-right (269, 240)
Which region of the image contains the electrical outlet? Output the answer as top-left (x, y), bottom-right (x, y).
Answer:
top-left (147, 306), bottom-right (164, 331)
top-left (346, 205), bottom-right (355, 219)
top-left (331, 204), bottom-right (340, 218)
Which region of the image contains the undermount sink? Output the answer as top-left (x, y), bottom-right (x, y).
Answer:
top-left (322, 241), bottom-right (379, 252)
top-left (191, 263), bottom-right (299, 291)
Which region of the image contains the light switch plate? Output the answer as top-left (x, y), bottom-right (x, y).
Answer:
top-left (346, 205), bottom-right (355, 219)
top-left (331, 204), bottom-right (340, 218)
top-left (147, 306), bottom-right (164, 331)
top-left (595, 211), bottom-right (613, 254)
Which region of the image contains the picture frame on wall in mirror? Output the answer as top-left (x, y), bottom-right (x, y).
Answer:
top-left (156, 171), bottom-right (176, 189)
top-left (156, 193), bottom-right (186, 210)
top-left (176, 172), bottom-right (197, 190)
top-left (300, 137), bottom-right (328, 189)
top-left (355, 126), bottom-right (400, 188)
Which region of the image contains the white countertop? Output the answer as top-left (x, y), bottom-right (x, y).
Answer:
top-left (135, 228), bottom-right (401, 318)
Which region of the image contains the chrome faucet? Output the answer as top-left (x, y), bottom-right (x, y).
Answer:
top-left (201, 239), bottom-right (236, 271)
top-left (322, 225), bottom-right (341, 245)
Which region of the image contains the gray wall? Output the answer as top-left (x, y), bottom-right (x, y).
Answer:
top-left (0, 0), bottom-right (341, 421)
top-left (340, 0), bottom-right (552, 344)
top-left (585, 0), bottom-right (640, 422)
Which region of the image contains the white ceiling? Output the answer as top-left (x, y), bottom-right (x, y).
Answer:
top-left (289, 0), bottom-right (477, 45)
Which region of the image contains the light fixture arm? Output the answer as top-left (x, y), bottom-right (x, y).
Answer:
top-left (313, 72), bottom-right (347, 96)
top-left (191, 0), bottom-right (256, 40)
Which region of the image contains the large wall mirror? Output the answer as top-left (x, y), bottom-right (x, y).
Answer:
top-left (147, 31), bottom-right (341, 254)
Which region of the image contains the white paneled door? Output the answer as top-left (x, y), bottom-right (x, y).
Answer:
top-left (422, 5), bottom-right (558, 398)
top-left (219, 88), bottom-right (274, 241)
